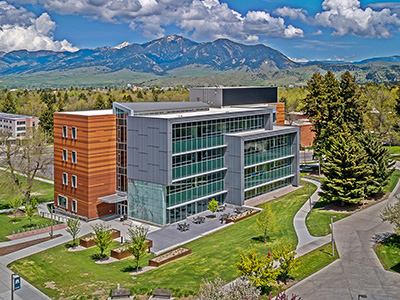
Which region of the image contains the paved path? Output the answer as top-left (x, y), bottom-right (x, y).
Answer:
top-left (286, 175), bottom-right (400, 299)
top-left (0, 167), bottom-right (53, 185)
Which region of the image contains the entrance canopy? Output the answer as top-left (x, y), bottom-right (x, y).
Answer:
top-left (98, 193), bottom-right (127, 204)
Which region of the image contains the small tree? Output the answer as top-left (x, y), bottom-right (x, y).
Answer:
top-left (7, 196), bottom-right (23, 222)
top-left (208, 198), bottom-right (219, 216)
top-left (256, 203), bottom-right (278, 243)
top-left (24, 198), bottom-right (38, 226)
top-left (66, 217), bottom-right (81, 247)
top-left (93, 94), bottom-right (105, 109)
top-left (272, 242), bottom-right (300, 283)
top-left (236, 245), bottom-right (279, 289)
top-left (199, 277), bottom-right (261, 300)
top-left (92, 223), bottom-right (113, 258)
top-left (381, 199), bottom-right (400, 234)
top-left (127, 225), bottom-right (149, 272)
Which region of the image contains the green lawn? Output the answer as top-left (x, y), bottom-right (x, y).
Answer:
top-left (7, 181), bottom-right (340, 299)
top-left (0, 171), bottom-right (54, 209)
top-left (307, 170), bottom-right (400, 237)
top-left (385, 146), bottom-right (400, 155)
top-left (385, 169), bottom-right (400, 193)
top-left (376, 235), bottom-right (400, 273)
top-left (0, 214), bottom-right (52, 242)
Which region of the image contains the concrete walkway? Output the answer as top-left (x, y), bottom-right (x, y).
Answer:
top-left (286, 175), bottom-right (400, 299)
top-left (0, 166), bottom-right (53, 185)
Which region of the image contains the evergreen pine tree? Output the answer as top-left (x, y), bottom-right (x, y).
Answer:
top-left (358, 132), bottom-right (395, 196)
top-left (2, 93), bottom-right (17, 113)
top-left (39, 104), bottom-right (55, 139)
top-left (320, 131), bottom-right (371, 205)
top-left (340, 71), bottom-right (366, 134)
top-left (137, 90), bottom-right (143, 99)
top-left (106, 94), bottom-right (114, 109)
top-left (93, 94), bottom-right (105, 109)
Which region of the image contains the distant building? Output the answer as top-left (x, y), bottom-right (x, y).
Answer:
top-left (53, 87), bottom-right (300, 225)
top-left (0, 113), bottom-right (39, 138)
top-left (286, 112), bottom-right (315, 147)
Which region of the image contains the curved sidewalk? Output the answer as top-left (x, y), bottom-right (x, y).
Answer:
top-left (293, 178), bottom-right (331, 256)
top-left (287, 175), bottom-right (400, 299)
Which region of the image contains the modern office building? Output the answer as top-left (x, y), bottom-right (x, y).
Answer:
top-left (0, 113), bottom-right (39, 138)
top-left (53, 87), bottom-right (299, 225)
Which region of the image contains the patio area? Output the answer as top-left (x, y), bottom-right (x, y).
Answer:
top-left (148, 205), bottom-right (241, 254)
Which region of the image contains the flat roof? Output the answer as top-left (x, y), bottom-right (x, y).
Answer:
top-left (141, 106), bottom-right (273, 119)
top-left (190, 86), bottom-right (275, 90)
top-left (226, 126), bottom-right (294, 137)
top-left (116, 101), bottom-right (208, 113)
top-left (55, 109), bottom-right (113, 116)
top-left (0, 113), bottom-right (36, 119)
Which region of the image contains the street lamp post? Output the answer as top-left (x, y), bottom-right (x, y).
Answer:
top-left (331, 216), bottom-right (336, 256)
top-left (50, 205), bottom-right (54, 237)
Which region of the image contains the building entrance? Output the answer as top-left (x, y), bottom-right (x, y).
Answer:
top-left (117, 203), bottom-right (128, 215)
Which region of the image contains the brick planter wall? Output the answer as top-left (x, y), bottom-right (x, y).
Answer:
top-left (110, 248), bottom-right (132, 260)
top-left (149, 247), bottom-right (191, 267)
top-left (79, 229), bottom-right (121, 248)
top-left (226, 209), bottom-right (260, 224)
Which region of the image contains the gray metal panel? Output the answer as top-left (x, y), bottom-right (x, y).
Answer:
top-left (226, 126), bottom-right (299, 141)
top-left (225, 135), bottom-right (244, 206)
top-left (127, 116), bottom-right (171, 185)
top-left (291, 127), bottom-right (300, 187)
top-left (222, 87), bottom-right (278, 106)
top-left (189, 88), bottom-right (223, 107)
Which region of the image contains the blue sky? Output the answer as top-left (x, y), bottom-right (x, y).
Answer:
top-left (1, 0), bottom-right (400, 62)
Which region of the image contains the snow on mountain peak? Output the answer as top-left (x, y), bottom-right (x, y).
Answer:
top-left (114, 41), bottom-right (131, 50)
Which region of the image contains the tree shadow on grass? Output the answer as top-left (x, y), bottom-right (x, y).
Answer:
top-left (383, 234), bottom-right (400, 248)
top-left (91, 253), bottom-right (107, 261)
top-left (251, 235), bottom-right (273, 243)
top-left (391, 262), bottom-right (400, 273)
top-left (121, 265), bottom-right (140, 273)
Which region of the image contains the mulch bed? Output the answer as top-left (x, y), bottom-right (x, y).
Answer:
top-left (0, 234), bottom-right (62, 256)
top-left (6, 223), bottom-right (68, 240)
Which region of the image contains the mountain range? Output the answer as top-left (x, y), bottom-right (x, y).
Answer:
top-left (0, 35), bottom-right (297, 76)
top-left (0, 35), bottom-right (399, 87)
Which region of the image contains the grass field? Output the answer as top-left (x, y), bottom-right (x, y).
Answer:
top-left (306, 169), bottom-right (400, 237)
top-left (8, 181), bottom-right (341, 299)
top-left (0, 171), bottom-right (53, 210)
top-left (376, 235), bottom-right (400, 273)
top-left (0, 214), bottom-right (52, 242)
top-left (386, 146), bottom-right (400, 155)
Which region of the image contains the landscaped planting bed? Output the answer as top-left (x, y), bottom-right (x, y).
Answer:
top-left (79, 229), bottom-right (121, 248)
top-left (111, 244), bottom-right (132, 260)
top-left (149, 247), bottom-right (191, 267)
top-left (110, 240), bottom-right (153, 260)
top-left (226, 208), bottom-right (260, 224)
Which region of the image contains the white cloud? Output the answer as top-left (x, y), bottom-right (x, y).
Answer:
top-left (314, 0), bottom-right (400, 38)
top-left (275, 1), bottom-right (400, 39)
top-left (0, 1), bottom-right (77, 52)
top-left (312, 29), bottom-right (323, 35)
top-left (12, 0), bottom-right (304, 41)
top-left (275, 6), bottom-right (308, 22)
top-left (289, 57), bottom-right (309, 63)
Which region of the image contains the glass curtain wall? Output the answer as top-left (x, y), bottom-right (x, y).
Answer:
top-left (244, 133), bottom-right (295, 200)
top-left (116, 108), bottom-right (128, 192)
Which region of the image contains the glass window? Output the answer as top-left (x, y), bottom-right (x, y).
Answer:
top-left (71, 127), bottom-right (77, 139)
top-left (71, 175), bottom-right (77, 188)
top-left (62, 173), bottom-right (68, 185)
top-left (71, 151), bottom-right (77, 163)
top-left (62, 125), bottom-right (68, 138)
top-left (62, 149), bottom-right (68, 162)
top-left (71, 199), bottom-right (77, 213)
top-left (57, 195), bottom-right (67, 209)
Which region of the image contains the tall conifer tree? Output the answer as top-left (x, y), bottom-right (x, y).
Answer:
top-left (320, 131), bottom-right (371, 205)
top-left (358, 132), bottom-right (395, 196)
